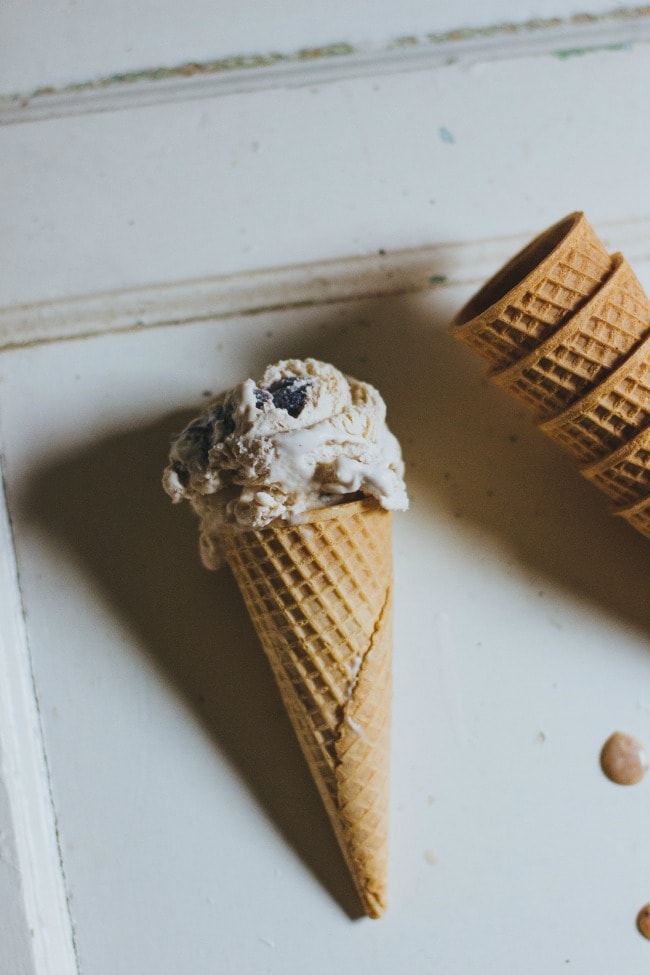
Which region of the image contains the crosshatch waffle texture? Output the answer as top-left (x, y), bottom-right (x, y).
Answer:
top-left (221, 498), bottom-right (393, 918)
top-left (539, 337), bottom-right (650, 463)
top-left (581, 425), bottom-right (650, 506)
top-left (449, 212), bottom-right (613, 369)
top-left (449, 212), bottom-right (650, 543)
top-left (615, 493), bottom-right (650, 540)
top-left (491, 254), bottom-right (650, 419)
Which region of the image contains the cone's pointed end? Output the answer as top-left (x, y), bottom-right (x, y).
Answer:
top-left (359, 886), bottom-right (387, 919)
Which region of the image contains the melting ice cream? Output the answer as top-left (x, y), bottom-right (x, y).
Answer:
top-left (163, 358), bottom-right (408, 567)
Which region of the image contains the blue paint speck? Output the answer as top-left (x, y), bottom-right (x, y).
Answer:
top-left (439, 126), bottom-right (454, 144)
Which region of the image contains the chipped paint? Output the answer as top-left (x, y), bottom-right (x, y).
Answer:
top-left (28, 42), bottom-right (355, 100)
top-left (423, 3), bottom-right (650, 46)
top-left (2, 4), bottom-right (649, 111)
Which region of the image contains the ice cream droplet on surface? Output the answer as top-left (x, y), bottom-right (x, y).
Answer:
top-left (600, 731), bottom-right (648, 786)
top-left (637, 904), bottom-right (650, 939)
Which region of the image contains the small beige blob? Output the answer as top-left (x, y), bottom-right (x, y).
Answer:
top-left (600, 731), bottom-right (648, 786)
top-left (637, 904), bottom-right (650, 940)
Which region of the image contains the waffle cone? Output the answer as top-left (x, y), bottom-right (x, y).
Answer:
top-left (221, 498), bottom-right (393, 918)
top-left (539, 334), bottom-right (650, 464)
top-left (490, 254), bottom-right (650, 419)
top-left (450, 212), bottom-right (612, 369)
top-left (613, 492), bottom-right (650, 541)
top-left (581, 424), bottom-right (650, 506)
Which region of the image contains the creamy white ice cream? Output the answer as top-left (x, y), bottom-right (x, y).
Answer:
top-left (163, 358), bottom-right (408, 568)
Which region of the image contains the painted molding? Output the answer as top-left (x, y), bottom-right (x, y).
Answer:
top-left (0, 465), bottom-right (78, 975)
top-left (1, 6), bottom-right (649, 125)
top-left (1, 218), bottom-right (649, 351)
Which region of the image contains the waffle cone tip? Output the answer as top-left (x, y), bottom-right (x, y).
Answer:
top-left (360, 887), bottom-right (386, 919)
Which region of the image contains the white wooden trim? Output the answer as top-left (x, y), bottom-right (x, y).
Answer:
top-left (2, 7), bottom-right (649, 126)
top-left (1, 218), bottom-right (649, 351)
top-left (0, 464), bottom-right (78, 975)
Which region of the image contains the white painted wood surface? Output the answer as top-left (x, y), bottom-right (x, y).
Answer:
top-left (2, 6), bottom-right (650, 974)
top-left (2, 291), bottom-right (650, 974)
top-left (2, 37), bottom-right (650, 313)
top-left (0, 482), bottom-right (76, 975)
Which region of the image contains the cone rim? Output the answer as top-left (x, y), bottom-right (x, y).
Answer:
top-left (538, 331), bottom-right (650, 433)
top-left (222, 496), bottom-right (386, 539)
top-left (295, 496), bottom-right (384, 525)
top-left (450, 211), bottom-right (589, 333)
top-left (613, 486), bottom-right (650, 517)
top-left (489, 253), bottom-right (632, 386)
top-left (581, 421), bottom-right (650, 477)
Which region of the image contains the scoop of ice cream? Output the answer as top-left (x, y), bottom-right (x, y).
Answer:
top-left (163, 358), bottom-right (408, 567)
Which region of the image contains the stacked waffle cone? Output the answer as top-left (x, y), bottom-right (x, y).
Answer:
top-left (221, 498), bottom-right (393, 918)
top-left (449, 212), bottom-right (650, 539)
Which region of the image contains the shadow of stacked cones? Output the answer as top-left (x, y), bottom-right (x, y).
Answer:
top-left (449, 212), bottom-right (650, 540)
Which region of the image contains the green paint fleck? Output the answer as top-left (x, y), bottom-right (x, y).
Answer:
top-left (428, 275), bottom-right (447, 285)
top-left (553, 48), bottom-right (585, 59)
top-left (553, 42), bottom-right (632, 59)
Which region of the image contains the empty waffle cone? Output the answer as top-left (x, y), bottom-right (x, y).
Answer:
top-left (450, 212), bottom-right (613, 369)
top-left (538, 334), bottom-right (650, 464)
top-left (613, 492), bottom-right (650, 541)
top-left (581, 424), bottom-right (650, 506)
top-left (491, 253), bottom-right (650, 419)
top-left (221, 498), bottom-right (393, 918)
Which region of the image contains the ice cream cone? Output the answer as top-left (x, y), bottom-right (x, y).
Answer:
top-left (538, 335), bottom-right (650, 464)
top-left (613, 492), bottom-right (650, 541)
top-left (490, 254), bottom-right (650, 419)
top-left (449, 212), bottom-right (613, 369)
top-left (221, 497), bottom-right (393, 918)
top-left (581, 424), bottom-right (650, 506)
